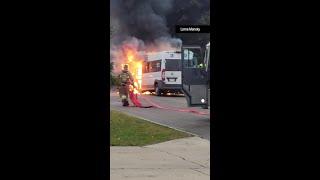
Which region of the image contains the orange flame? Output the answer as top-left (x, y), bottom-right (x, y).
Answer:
top-left (118, 46), bottom-right (144, 92)
top-left (115, 46), bottom-right (145, 95)
top-left (129, 85), bottom-right (140, 95)
top-left (143, 91), bottom-right (151, 95)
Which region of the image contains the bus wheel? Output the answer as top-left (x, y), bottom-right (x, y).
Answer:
top-left (155, 84), bottom-right (161, 96)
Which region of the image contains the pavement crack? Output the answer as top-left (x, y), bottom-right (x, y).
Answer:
top-left (143, 146), bottom-right (209, 168)
top-left (190, 168), bottom-right (210, 176)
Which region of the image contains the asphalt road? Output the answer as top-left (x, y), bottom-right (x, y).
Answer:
top-left (110, 92), bottom-right (210, 140)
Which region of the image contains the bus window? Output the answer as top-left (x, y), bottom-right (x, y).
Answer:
top-left (183, 49), bottom-right (203, 68)
top-left (165, 59), bottom-right (181, 71)
top-left (143, 62), bottom-right (149, 73)
top-left (149, 60), bottom-right (161, 72)
top-left (156, 61), bottom-right (161, 71)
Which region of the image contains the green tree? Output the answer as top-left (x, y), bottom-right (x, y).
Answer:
top-left (110, 61), bottom-right (120, 87)
top-left (110, 61), bottom-right (114, 72)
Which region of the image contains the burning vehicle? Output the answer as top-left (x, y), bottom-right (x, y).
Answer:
top-left (113, 46), bottom-right (183, 96)
top-left (141, 51), bottom-right (182, 96)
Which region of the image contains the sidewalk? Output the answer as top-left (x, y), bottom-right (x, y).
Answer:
top-left (110, 137), bottom-right (210, 180)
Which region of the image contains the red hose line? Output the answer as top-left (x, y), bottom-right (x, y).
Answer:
top-left (140, 95), bottom-right (209, 116)
top-left (127, 88), bottom-right (209, 115)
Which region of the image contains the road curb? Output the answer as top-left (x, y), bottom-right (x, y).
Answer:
top-left (110, 108), bottom-right (200, 138)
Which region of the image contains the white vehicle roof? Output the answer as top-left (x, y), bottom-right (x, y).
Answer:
top-left (146, 51), bottom-right (181, 61)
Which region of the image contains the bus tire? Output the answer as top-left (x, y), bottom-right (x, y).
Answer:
top-left (155, 84), bottom-right (161, 96)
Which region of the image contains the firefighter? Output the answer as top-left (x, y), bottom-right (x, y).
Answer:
top-left (118, 64), bottom-right (134, 106)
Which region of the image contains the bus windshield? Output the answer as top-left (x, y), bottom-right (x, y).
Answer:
top-left (165, 59), bottom-right (181, 71)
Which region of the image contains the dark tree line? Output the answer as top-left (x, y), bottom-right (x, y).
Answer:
top-left (110, 29), bottom-right (119, 87)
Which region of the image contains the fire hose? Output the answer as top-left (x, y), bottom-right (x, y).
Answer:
top-left (128, 86), bottom-right (153, 108)
top-left (140, 96), bottom-right (209, 116)
top-left (127, 89), bottom-right (209, 116)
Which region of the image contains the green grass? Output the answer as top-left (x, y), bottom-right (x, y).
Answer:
top-left (110, 110), bottom-right (192, 146)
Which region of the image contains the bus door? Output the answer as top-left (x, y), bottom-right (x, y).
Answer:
top-left (181, 46), bottom-right (209, 107)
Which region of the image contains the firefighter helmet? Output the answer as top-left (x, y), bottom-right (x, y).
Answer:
top-left (123, 64), bottom-right (129, 71)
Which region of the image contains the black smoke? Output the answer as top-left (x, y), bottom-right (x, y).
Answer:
top-left (110, 0), bottom-right (210, 67)
top-left (110, 0), bottom-right (181, 48)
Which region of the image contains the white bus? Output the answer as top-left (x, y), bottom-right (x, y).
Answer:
top-left (141, 51), bottom-right (182, 96)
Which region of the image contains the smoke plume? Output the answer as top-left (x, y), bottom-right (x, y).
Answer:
top-left (110, 0), bottom-right (182, 66)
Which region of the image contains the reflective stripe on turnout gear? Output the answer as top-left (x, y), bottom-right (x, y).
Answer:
top-left (120, 72), bottom-right (130, 83)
